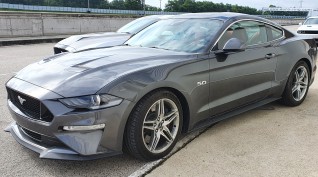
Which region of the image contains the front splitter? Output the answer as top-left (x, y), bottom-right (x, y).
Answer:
top-left (4, 122), bottom-right (121, 160)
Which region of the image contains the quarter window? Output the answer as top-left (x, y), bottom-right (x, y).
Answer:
top-left (267, 25), bottom-right (284, 41)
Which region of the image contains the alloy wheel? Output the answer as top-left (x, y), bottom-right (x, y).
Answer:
top-left (142, 98), bottom-right (179, 154)
top-left (292, 65), bottom-right (309, 101)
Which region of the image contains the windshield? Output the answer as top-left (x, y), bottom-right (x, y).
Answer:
top-left (125, 18), bottom-right (223, 53)
top-left (117, 17), bottom-right (158, 34)
top-left (304, 18), bottom-right (318, 25)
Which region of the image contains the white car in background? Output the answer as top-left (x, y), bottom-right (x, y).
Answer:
top-left (297, 16), bottom-right (318, 44)
top-left (54, 15), bottom-right (171, 54)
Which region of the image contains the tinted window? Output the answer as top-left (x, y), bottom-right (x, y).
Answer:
top-left (267, 25), bottom-right (284, 41)
top-left (218, 21), bottom-right (268, 49)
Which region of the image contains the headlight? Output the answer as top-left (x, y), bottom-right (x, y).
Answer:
top-left (59, 94), bottom-right (123, 110)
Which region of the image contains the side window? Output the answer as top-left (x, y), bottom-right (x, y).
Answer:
top-left (217, 21), bottom-right (268, 49)
top-left (244, 21), bottom-right (267, 46)
top-left (267, 25), bottom-right (284, 41)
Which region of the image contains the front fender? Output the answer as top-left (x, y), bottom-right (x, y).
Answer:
top-left (99, 57), bottom-right (211, 133)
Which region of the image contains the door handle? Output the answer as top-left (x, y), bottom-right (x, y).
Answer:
top-left (265, 53), bottom-right (276, 59)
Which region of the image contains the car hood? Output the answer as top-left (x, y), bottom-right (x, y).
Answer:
top-left (14, 46), bottom-right (193, 98)
top-left (69, 35), bottom-right (131, 52)
top-left (57, 32), bottom-right (130, 50)
top-left (298, 24), bottom-right (318, 31)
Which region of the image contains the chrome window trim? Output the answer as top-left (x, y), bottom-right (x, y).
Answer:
top-left (211, 19), bottom-right (285, 51)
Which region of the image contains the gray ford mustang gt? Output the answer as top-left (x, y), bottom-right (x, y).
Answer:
top-left (54, 15), bottom-right (170, 54)
top-left (5, 12), bottom-right (317, 161)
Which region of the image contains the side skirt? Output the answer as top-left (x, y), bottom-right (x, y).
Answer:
top-left (190, 97), bottom-right (280, 132)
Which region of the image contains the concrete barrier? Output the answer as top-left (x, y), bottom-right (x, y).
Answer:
top-left (270, 19), bottom-right (304, 26)
top-left (0, 12), bottom-right (136, 37)
top-left (0, 11), bottom-right (305, 38)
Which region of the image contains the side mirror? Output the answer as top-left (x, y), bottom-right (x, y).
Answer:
top-left (222, 38), bottom-right (245, 52)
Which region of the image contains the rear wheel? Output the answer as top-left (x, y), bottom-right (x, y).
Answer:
top-left (280, 61), bottom-right (310, 106)
top-left (124, 90), bottom-right (183, 160)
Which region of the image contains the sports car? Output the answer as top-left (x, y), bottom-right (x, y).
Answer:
top-left (297, 16), bottom-right (318, 44)
top-left (5, 12), bottom-right (317, 161)
top-left (53, 15), bottom-right (170, 54)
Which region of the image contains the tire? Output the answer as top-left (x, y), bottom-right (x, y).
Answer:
top-left (280, 61), bottom-right (310, 106)
top-left (124, 90), bottom-right (183, 161)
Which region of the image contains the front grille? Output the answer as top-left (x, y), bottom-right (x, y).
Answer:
top-left (7, 88), bottom-right (54, 122)
top-left (21, 127), bottom-right (42, 141)
top-left (298, 30), bottom-right (318, 34)
top-left (54, 47), bottom-right (67, 54)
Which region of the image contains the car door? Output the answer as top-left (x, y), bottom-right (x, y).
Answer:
top-left (209, 20), bottom-right (278, 116)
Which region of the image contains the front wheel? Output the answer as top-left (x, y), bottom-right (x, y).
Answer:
top-left (124, 90), bottom-right (183, 160)
top-left (280, 61), bottom-right (310, 106)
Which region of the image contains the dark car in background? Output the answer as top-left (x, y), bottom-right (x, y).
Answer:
top-left (54, 15), bottom-right (171, 54)
top-left (5, 13), bottom-right (317, 161)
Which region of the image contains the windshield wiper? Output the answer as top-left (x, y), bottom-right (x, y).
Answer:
top-left (122, 44), bottom-right (144, 47)
top-left (119, 31), bottom-right (131, 34)
top-left (148, 46), bottom-right (171, 51)
top-left (148, 46), bottom-right (160, 49)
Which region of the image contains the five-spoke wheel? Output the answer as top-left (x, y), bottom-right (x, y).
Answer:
top-left (281, 61), bottom-right (310, 106)
top-left (291, 65), bottom-right (309, 101)
top-left (124, 90), bottom-right (182, 160)
top-left (142, 98), bottom-right (179, 154)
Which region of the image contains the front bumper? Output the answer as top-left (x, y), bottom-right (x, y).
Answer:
top-left (296, 33), bottom-right (318, 45)
top-left (5, 122), bottom-right (120, 160)
top-left (4, 78), bottom-right (134, 160)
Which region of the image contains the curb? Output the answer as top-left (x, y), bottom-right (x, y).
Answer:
top-left (128, 123), bottom-right (218, 177)
top-left (0, 37), bottom-right (66, 46)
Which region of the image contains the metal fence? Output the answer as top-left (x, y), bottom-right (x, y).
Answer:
top-left (0, 3), bottom-right (306, 19)
top-left (260, 15), bottom-right (305, 19)
top-left (0, 3), bottom-right (180, 15)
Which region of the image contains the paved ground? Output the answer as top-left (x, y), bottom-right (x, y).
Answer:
top-left (283, 25), bottom-right (298, 32)
top-left (0, 35), bottom-right (69, 46)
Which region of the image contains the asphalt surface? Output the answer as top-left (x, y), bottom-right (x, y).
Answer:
top-left (0, 35), bottom-right (69, 46)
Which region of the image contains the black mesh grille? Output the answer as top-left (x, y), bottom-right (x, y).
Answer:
top-left (21, 127), bottom-right (42, 141)
top-left (298, 30), bottom-right (318, 34)
top-left (7, 88), bottom-right (54, 122)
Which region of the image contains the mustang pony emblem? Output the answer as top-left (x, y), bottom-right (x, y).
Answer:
top-left (18, 95), bottom-right (26, 105)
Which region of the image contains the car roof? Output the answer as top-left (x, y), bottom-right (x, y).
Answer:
top-left (165, 12), bottom-right (281, 28)
top-left (171, 12), bottom-right (247, 20)
top-left (142, 15), bottom-right (175, 20)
